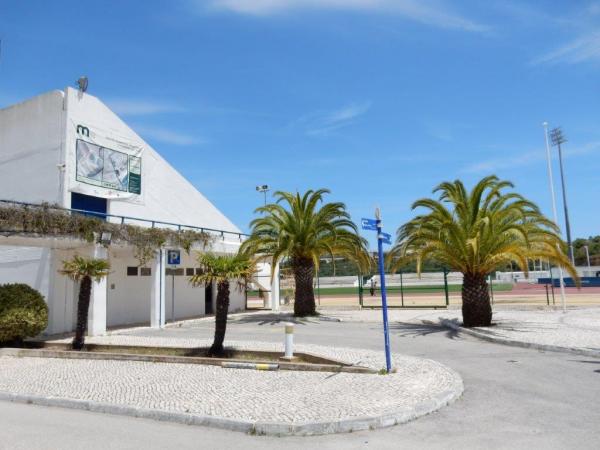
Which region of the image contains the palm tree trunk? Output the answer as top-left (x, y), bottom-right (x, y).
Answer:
top-left (209, 280), bottom-right (230, 356)
top-left (292, 257), bottom-right (316, 316)
top-left (461, 273), bottom-right (492, 327)
top-left (72, 275), bottom-right (92, 350)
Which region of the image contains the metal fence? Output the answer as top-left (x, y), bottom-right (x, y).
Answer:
top-left (357, 270), bottom-right (451, 309)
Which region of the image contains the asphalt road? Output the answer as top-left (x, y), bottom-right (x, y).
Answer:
top-left (1, 314), bottom-right (599, 449)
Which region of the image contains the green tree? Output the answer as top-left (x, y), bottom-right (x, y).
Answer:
top-left (573, 236), bottom-right (600, 266)
top-left (240, 189), bottom-right (370, 316)
top-left (189, 253), bottom-right (255, 356)
top-left (60, 256), bottom-right (110, 350)
top-left (389, 176), bottom-right (578, 327)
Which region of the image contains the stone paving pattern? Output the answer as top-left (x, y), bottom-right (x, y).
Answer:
top-left (0, 338), bottom-right (461, 426)
top-left (326, 307), bottom-right (600, 351)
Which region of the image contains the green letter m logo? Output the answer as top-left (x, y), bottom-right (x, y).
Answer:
top-left (76, 125), bottom-right (90, 137)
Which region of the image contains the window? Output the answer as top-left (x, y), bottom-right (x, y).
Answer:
top-left (195, 268), bottom-right (203, 275)
top-left (140, 267), bottom-right (151, 276)
top-left (166, 268), bottom-right (185, 276)
top-left (127, 266), bottom-right (138, 276)
top-left (186, 268), bottom-right (195, 276)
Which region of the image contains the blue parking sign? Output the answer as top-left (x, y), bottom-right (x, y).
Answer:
top-left (167, 250), bottom-right (181, 265)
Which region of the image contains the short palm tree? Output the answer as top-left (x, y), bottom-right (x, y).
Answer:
top-left (389, 176), bottom-right (578, 327)
top-left (240, 189), bottom-right (370, 316)
top-left (60, 256), bottom-right (110, 350)
top-left (189, 252), bottom-right (256, 356)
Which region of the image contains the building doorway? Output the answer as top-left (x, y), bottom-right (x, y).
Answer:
top-left (71, 192), bottom-right (107, 219)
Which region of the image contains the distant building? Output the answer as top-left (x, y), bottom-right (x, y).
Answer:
top-left (0, 87), bottom-right (278, 335)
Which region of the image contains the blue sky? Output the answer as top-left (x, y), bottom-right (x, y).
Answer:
top-left (1, 0), bottom-right (599, 246)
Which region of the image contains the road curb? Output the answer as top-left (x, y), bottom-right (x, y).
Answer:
top-left (441, 319), bottom-right (600, 358)
top-left (0, 364), bottom-right (463, 436)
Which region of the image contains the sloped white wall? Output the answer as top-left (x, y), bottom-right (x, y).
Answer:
top-left (63, 87), bottom-right (241, 234)
top-left (0, 90), bottom-right (65, 204)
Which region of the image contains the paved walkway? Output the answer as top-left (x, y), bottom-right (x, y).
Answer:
top-left (0, 338), bottom-right (462, 435)
top-left (3, 318), bottom-right (599, 449)
top-left (324, 307), bottom-right (600, 353)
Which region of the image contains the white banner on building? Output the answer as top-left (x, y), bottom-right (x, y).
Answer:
top-left (76, 139), bottom-right (141, 194)
top-left (67, 104), bottom-right (145, 203)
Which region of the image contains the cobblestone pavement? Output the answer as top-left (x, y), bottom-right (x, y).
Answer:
top-left (324, 307), bottom-right (600, 351)
top-left (0, 338), bottom-right (461, 431)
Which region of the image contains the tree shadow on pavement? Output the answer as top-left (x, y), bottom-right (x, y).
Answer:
top-left (232, 313), bottom-right (318, 326)
top-left (570, 359), bottom-right (600, 374)
top-left (386, 320), bottom-right (460, 340)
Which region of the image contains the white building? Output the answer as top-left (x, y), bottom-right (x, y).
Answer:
top-left (0, 87), bottom-right (278, 336)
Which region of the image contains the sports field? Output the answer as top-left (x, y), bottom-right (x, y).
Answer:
top-left (247, 282), bottom-right (600, 309)
top-left (248, 283), bottom-right (514, 298)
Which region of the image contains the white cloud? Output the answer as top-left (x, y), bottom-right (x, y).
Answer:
top-left (324, 101), bottom-right (371, 125)
top-left (203, 0), bottom-right (487, 32)
top-left (107, 99), bottom-right (186, 116)
top-left (133, 125), bottom-right (204, 146)
top-left (294, 101), bottom-right (371, 136)
top-left (462, 150), bottom-right (542, 174)
top-left (532, 31), bottom-right (600, 65)
top-left (462, 141), bottom-right (600, 174)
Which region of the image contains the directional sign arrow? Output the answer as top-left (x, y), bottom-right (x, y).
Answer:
top-left (379, 232), bottom-right (392, 245)
top-left (361, 218), bottom-right (378, 231)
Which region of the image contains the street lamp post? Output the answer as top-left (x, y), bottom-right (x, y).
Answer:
top-left (549, 127), bottom-right (575, 265)
top-left (256, 184), bottom-right (270, 207)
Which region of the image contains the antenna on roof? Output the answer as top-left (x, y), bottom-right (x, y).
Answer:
top-left (77, 76), bottom-right (89, 93)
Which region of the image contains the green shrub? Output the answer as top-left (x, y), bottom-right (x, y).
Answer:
top-left (0, 283), bottom-right (48, 343)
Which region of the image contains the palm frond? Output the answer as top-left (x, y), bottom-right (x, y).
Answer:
top-left (390, 176), bottom-right (579, 284)
top-left (240, 189), bottom-right (369, 275)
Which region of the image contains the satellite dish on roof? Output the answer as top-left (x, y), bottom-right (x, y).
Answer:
top-left (77, 76), bottom-right (89, 92)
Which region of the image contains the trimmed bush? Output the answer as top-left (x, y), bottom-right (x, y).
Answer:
top-left (0, 283), bottom-right (48, 343)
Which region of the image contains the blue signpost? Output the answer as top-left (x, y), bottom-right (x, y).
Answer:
top-left (362, 209), bottom-right (392, 373)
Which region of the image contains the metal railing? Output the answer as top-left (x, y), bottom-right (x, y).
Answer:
top-left (0, 199), bottom-right (249, 242)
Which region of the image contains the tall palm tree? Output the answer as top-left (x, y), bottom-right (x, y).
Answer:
top-left (389, 176), bottom-right (578, 327)
top-left (60, 256), bottom-right (110, 350)
top-left (189, 252), bottom-right (256, 356)
top-left (240, 189), bottom-right (370, 316)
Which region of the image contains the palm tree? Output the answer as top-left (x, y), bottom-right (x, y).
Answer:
top-left (189, 252), bottom-right (256, 356)
top-left (240, 189), bottom-right (370, 316)
top-left (60, 256), bottom-right (110, 350)
top-left (389, 176), bottom-right (578, 327)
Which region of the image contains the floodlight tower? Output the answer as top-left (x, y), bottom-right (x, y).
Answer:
top-left (256, 184), bottom-right (270, 207)
top-left (584, 245), bottom-right (591, 268)
top-left (543, 122), bottom-right (567, 312)
top-left (549, 127), bottom-right (574, 264)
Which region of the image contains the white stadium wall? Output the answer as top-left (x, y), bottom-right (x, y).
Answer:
top-left (0, 88), bottom-right (252, 335)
